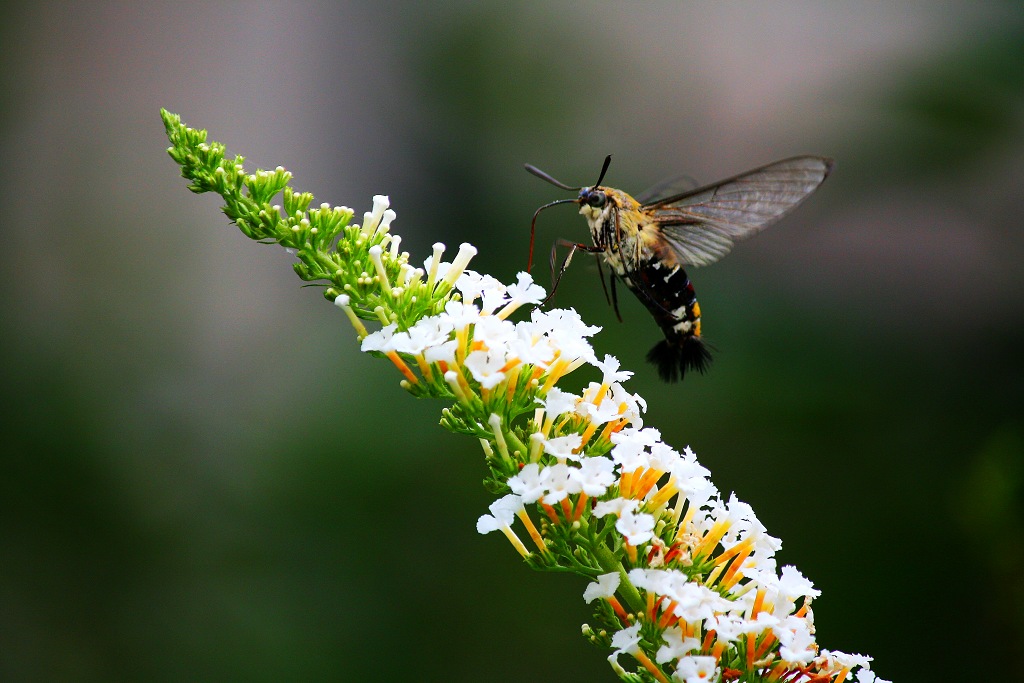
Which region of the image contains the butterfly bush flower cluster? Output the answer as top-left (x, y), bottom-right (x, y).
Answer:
top-left (162, 110), bottom-right (886, 683)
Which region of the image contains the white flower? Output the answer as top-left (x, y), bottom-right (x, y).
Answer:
top-left (779, 565), bottom-right (821, 601)
top-left (612, 426), bottom-right (662, 449)
top-left (508, 463), bottom-right (546, 504)
top-left (370, 194), bottom-right (389, 218)
top-left (378, 208), bottom-right (396, 233)
top-left (530, 307), bottom-right (600, 338)
top-left (578, 388), bottom-right (625, 426)
top-left (709, 612), bottom-right (781, 643)
top-left (391, 316), bottom-right (454, 355)
top-left (424, 243), bottom-right (447, 283)
top-left (528, 308), bottom-right (599, 363)
top-left (542, 433), bottom-right (583, 460)
top-left (438, 299), bottom-right (483, 329)
top-left (571, 456), bottom-right (616, 497)
top-left (594, 497), bottom-right (639, 518)
top-left (670, 449), bottom-right (711, 490)
top-left (360, 194), bottom-right (389, 236)
top-left (718, 494), bottom-right (762, 547)
top-left (476, 494), bottom-right (523, 534)
top-left (740, 564), bottom-right (817, 619)
top-left (676, 477), bottom-right (718, 515)
top-left (583, 572), bottom-right (620, 603)
top-left (608, 381), bottom-right (646, 425)
top-left (855, 669), bottom-right (890, 683)
top-left (609, 433), bottom-right (651, 472)
top-left (481, 281), bottom-right (509, 315)
top-left (539, 387), bottom-right (579, 420)
top-left (464, 349), bottom-right (507, 389)
top-left (608, 427), bottom-right (664, 470)
top-left (607, 622), bottom-right (643, 675)
top-left (669, 582), bottom-right (733, 623)
top-left (671, 656), bottom-right (718, 683)
top-left (748, 530), bottom-right (784, 571)
top-left (774, 614), bottom-right (817, 664)
top-left (508, 325), bottom-right (557, 367)
top-left (401, 265), bottom-right (424, 286)
top-left (648, 442), bottom-right (681, 473)
top-left (609, 622), bottom-right (642, 656)
top-left (817, 650), bottom-right (873, 671)
top-left (361, 323), bottom-right (397, 352)
top-left (628, 568), bottom-right (671, 595)
top-left (540, 463), bottom-right (581, 504)
top-left (703, 614), bottom-right (748, 642)
top-left (616, 509), bottom-right (655, 546)
top-left (593, 354), bottom-right (632, 385)
top-left (655, 624), bottom-right (700, 664)
top-left (455, 270), bottom-right (506, 309)
top-left (423, 339), bottom-right (458, 364)
top-left (441, 243), bottom-right (478, 286)
top-left (505, 271), bottom-right (546, 307)
top-left (473, 314), bottom-right (516, 349)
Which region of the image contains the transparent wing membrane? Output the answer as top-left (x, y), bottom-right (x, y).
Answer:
top-left (646, 156), bottom-right (832, 267)
top-left (634, 173), bottom-right (700, 205)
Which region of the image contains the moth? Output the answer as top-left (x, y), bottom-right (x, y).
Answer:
top-left (525, 155), bottom-right (833, 382)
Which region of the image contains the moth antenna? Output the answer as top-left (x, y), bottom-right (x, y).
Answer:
top-left (524, 163), bottom-right (579, 191)
top-left (593, 154), bottom-right (612, 187)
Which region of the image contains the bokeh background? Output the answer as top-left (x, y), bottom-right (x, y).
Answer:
top-left (2, 2), bottom-right (1022, 681)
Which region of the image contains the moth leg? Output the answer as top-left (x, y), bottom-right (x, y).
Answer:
top-left (595, 257), bottom-right (623, 323)
top-left (540, 238), bottom-right (603, 309)
top-left (608, 264), bottom-right (623, 322)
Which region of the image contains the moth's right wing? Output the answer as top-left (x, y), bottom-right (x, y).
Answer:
top-left (645, 156), bottom-right (833, 268)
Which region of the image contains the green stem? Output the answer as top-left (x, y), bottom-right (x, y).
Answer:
top-left (578, 516), bottom-right (643, 613)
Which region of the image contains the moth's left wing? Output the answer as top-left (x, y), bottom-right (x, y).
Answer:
top-left (645, 156), bottom-right (832, 268)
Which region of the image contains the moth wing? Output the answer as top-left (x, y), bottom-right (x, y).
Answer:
top-left (644, 156), bottom-right (832, 268)
top-left (634, 173), bottom-right (699, 205)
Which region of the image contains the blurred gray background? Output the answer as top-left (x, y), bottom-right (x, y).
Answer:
top-left (2, 2), bottom-right (1022, 681)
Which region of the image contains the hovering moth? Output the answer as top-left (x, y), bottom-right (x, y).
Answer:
top-left (525, 155), bottom-right (833, 382)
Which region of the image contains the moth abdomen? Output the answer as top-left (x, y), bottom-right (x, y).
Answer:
top-left (625, 259), bottom-right (711, 382)
top-left (646, 335), bottom-right (712, 383)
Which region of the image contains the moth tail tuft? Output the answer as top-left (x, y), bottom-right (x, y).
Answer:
top-left (646, 336), bottom-right (713, 383)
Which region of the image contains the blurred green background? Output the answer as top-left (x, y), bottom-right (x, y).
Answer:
top-left (2, 2), bottom-right (1022, 681)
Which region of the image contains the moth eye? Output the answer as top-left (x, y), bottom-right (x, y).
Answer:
top-left (587, 191), bottom-right (607, 208)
